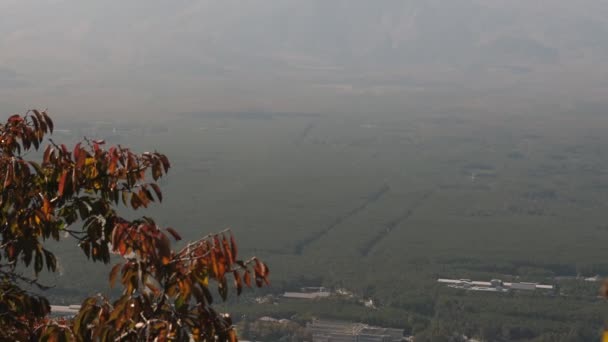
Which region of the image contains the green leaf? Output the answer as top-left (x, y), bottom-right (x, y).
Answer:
top-left (28, 161), bottom-right (44, 175)
top-left (34, 248), bottom-right (43, 274)
top-left (175, 294), bottom-right (186, 310)
top-left (43, 249), bottom-right (57, 272)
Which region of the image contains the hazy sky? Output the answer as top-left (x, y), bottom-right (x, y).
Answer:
top-left (2, 1), bottom-right (608, 119)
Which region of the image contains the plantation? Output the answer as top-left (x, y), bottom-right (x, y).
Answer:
top-left (36, 110), bottom-right (608, 340)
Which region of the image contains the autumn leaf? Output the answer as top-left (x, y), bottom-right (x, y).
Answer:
top-left (233, 271), bottom-right (243, 296)
top-left (244, 270), bottom-right (252, 288)
top-left (0, 111), bottom-right (268, 341)
top-left (58, 171), bottom-right (68, 196)
top-left (109, 263), bottom-right (122, 288)
top-left (41, 195), bottom-right (52, 218)
top-left (41, 110), bottom-right (53, 132)
top-left (150, 183), bottom-right (163, 202)
top-left (230, 232), bottom-right (238, 260)
top-left (166, 227), bottom-right (181, 241)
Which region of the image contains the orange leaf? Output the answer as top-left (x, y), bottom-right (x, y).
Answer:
top-left (211, 248), bottom-right (220, 278)
top-left (41, 195), bottom-right (52, 218)
top-left (109, 263), bottom-right (122, 288)
top-left (118, 241), bottom-right (127, 255)
top-left (58, 171), bottom-right (68, 196)
top-left (108, 156), bottom-right (117, 174)
top-left (222, 235), bottom-right (234, 266)
top-left (228, 330), bottom-right (237, 342)
top-left (244, 270), bottom-right (252, 288)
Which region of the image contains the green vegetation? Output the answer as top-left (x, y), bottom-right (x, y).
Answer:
top-left (38, 110), bottom-right (608, 340)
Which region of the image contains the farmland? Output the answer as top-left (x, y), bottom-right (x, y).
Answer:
top-left (39, 110), bottom-right (608, 339)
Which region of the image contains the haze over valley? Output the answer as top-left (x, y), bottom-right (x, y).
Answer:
top-left (3, 1), bottom-right (608, 340)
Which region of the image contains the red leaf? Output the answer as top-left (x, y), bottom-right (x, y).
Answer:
top-left (230, 232), bottom-right (238, 260)
top-left (76, 150), bottom-right (86, 169)
top-left (254, 259), bottom-right (263, 276)
top-left (41, 111), bottom-right (54, 133)
top-left (159, 155), bottom-right (170, 172)
top-left (73, 142), bottom-right (81, 161)
top-left (8, 114), bottom-right (22, 123)
top-left (166, 227), bottom-right (181, 241)
top-left (43, 145), bottom-right (53, 164)
top-left (111, 225), bottom-right (123, 250)
top-left (30, 114), bottom-right (40, 133)
top-left (138, 189), bottom-right (150, 207)
top-left (150, 183), bottom-right (163, 202)
top-left (130, 192), bottom-right (142, 209)
top-left (33, 110), bottom-right (46, 132)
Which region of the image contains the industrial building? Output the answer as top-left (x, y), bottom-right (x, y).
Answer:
top-left (283, 286), bottom-right (332, 299)
top-left (49, 305), bottom-right (81, 317)
top-left (437, 278), bottom-right (554, 292)
top-left (307, 319), bottom-right (409, 342)
top-left (283, 291), bottom-right (332, 299)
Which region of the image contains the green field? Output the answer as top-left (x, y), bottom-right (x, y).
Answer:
top-left (38, 111), bottom-right (608, 340)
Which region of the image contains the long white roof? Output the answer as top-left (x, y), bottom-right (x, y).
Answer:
top-left (438, 278), bottom-right (553, 289)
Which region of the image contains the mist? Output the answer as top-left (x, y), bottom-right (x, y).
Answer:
top-left (2, 0), bottom-right (608, 119)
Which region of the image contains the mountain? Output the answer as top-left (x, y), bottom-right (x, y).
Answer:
top-left (1, 1), bottom-right (608, 116)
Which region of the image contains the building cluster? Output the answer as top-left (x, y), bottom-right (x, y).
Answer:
top-left (438, 278), bottom-right (554, 292)
top-left (307, 320), bottom-right (410, 342)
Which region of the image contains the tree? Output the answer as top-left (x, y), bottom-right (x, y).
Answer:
top-left (0, 110), bottom-right (269, 341)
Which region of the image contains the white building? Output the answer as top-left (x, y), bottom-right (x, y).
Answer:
top-left (283, 291), bottom-right (331, 299)
top-left (438, 278), bottom-right (554, 291)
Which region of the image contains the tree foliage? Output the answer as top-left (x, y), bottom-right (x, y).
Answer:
top-left (0, 110), bottom-right (269, 341)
